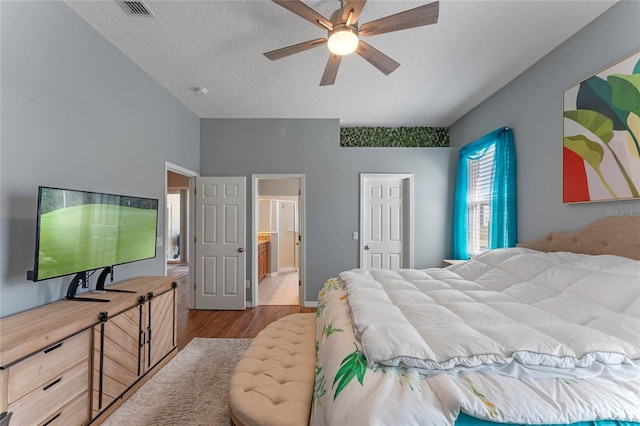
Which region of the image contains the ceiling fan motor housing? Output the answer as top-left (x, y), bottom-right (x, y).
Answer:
top-left (327, 8), bottom-right (359, 55)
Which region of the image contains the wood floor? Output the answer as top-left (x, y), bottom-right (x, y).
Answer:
top-left (173, 274), bottom-right (316, 350)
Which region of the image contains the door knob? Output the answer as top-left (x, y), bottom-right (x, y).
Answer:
top-left (238, 248), bottom-right (245, 253)
top-left (364, 245), bottom-right (369, 250)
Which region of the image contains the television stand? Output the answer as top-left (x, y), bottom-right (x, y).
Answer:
top-left (95, 266), bottom-right (136, 293)
top-left (0, 275), bottom-right (178, 425)
top-left (64, 271), bottom-right (110, 302)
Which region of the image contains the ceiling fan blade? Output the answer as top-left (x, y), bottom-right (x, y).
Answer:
top-left (356, 41), bottom-right (400, 75)
top-left (341, 0), bottom-right (367, 25)
top-left (272, 0), bottom-right (333, 31)
top-left (264, 38), bottom-right (327, 61)
top-left (359, 1), bottom-right (439, 38)
top-left (320, 54), bottom-right (342, 86)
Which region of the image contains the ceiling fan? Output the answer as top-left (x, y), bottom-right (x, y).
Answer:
top-left (264, 0), bottom-right (439, 86)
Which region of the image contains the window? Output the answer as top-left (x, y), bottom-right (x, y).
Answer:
top-left (467, 145), bottom-right (494, 255)
top-left (452, 127), bottom-right (517, 260)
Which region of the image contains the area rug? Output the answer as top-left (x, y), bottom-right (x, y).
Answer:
top-left (102, 338), bottom-right (252, 426)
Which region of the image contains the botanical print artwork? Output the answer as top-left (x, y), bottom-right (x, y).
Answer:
top-left (563, 50), bottom-right (640, 203)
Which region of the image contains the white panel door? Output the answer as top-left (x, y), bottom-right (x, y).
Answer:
top-left (360, 174), bottom-right (413, 269)
top-left (195, 177), bottom-right (246, 310)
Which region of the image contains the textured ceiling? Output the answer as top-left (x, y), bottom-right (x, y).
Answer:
top-left (63, 0), bottom-right (616, 126)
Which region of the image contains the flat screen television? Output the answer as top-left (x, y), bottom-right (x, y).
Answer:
top-left (29, 186), bottom-right (159, 283)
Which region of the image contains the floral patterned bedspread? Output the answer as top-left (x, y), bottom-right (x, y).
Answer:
top-left (310, 278), bottom-right (640, 426)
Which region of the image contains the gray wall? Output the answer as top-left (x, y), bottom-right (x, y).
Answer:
top-left (200, 119), bottom-right (452, 303)
top-left (1, 1), bottom-right (200, 317)
top-left (449, 1), bottom-right (640, 242)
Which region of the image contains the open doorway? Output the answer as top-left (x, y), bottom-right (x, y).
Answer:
top-left (165, 162), bottom-right (197, 306)
top-left (166, 188), bottom-right (187, 264)
top-left (252, 175), bottom-right (305, 307)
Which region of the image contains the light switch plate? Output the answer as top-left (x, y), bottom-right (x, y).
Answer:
top-left (352, 232), bottom-right (359, 240)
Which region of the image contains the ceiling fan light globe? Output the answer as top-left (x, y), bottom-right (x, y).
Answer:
top-left (327, 29), bottom-right (358, 56)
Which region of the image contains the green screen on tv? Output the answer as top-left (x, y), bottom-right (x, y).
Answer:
top-left (34, 187), bottom-right (158, 281)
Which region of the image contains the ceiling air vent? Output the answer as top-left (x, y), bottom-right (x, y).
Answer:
top-left (116, 1), bottom-right (154, 17)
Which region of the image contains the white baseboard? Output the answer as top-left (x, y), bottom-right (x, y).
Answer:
top-left (304, 301), bottom-right (318, 308)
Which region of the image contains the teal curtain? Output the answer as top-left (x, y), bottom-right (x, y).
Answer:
top-left (452, 127), bottom-right (517, 259)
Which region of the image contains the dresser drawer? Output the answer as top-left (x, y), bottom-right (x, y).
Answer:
top-left (8, 360), bottom-right (89, 426)
top-left (39, 392), bottom-right (90, 426)
top-left (7, 330), bottom-right (90, 404)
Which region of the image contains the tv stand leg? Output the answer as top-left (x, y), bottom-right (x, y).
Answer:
top-left (96, 266), bottom-right (136, 294)
top-left (64, 272), bottom-right (110, 303)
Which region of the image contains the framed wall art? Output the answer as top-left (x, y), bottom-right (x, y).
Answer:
top-left (563, 50), bottom-right (640, 203)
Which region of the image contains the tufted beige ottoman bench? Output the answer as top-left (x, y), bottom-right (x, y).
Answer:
top-left (229, 313), bottom-right (317, 426)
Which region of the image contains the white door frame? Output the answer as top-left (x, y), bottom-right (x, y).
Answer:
top-left (165, 161), bottom-right (198, 308)
top-left (251, 174), bottom-right (306, 307)
top-left (360, 173), bottom-right (414, 269)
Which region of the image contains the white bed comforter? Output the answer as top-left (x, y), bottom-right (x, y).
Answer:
top-left (311, 248), bottom-right (640, 425)
top-left (341, 248), bottom-right (640, 378)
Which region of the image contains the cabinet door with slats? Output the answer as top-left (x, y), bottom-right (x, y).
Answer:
top-left (92, 305), bottom-right (143, 416)
top-left (147, 290), bottom-right (176, 369)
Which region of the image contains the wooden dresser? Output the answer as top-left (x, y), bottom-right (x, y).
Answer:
top-left (0, 276), bottom-right (178, 426)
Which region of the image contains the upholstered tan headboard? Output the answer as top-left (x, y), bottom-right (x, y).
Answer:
top-left (517, 216), bottom-right (640, 260)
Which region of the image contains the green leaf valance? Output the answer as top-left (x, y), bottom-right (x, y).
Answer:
top-left (340, 127), bottom-right (449, 147)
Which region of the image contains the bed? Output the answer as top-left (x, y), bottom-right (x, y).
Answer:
top-left (311, 216), bottom-right (640, 425)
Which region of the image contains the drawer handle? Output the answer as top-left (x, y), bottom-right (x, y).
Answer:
top-left (43, 342), bottom-right (63, 353)
top-left (43, 377), bottom-right (62, 391)
top-left (42, 412), bottom-right (61, 426)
